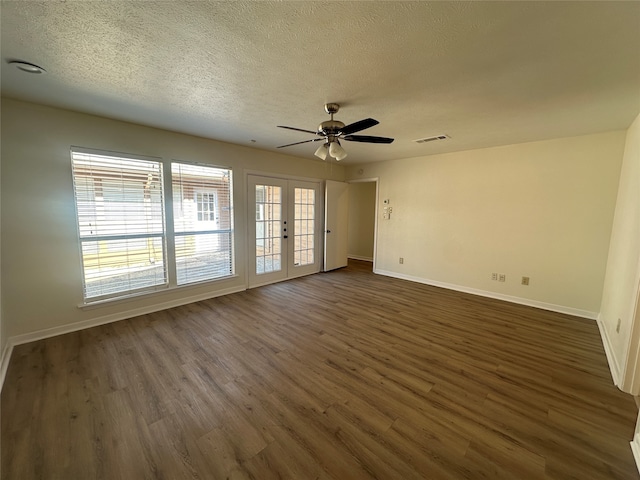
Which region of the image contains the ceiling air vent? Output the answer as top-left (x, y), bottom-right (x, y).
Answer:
top-left (413, 134), bottom-right (449, 144)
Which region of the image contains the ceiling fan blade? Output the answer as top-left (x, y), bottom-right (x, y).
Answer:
top-left (277, 125), bottom-right (320, 135)
top-left (277, 138), bottom-right (325, 148)
top-left (340, 118), bottom-right (379, 135)
top-left (343, 135), bottom-right (394, 144)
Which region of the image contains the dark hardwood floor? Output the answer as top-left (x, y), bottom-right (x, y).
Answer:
top-left (2, 260), bottom-right (638, 479)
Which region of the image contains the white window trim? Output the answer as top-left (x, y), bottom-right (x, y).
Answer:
top-left (71, 147), bottom-right (237, 305)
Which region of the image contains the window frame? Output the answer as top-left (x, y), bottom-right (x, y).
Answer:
top-left (70, 147), bottom-right (236, 305)
top-left (171, 160), bottom-right (235, 287)
top-left (196, 191), bottom-right (217, 222)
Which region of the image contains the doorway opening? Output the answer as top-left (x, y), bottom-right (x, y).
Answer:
top-left (347, 179), bottom-right (378, 271)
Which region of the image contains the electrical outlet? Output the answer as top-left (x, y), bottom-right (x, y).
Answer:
top-left (491, 273), bottom-right (498, 281)
top-left (499, 274), bottom-right (506, 282)
top-left (399, 257), bottom-right (404, 264)
top-left (617, 318), bottom-right (621, 333)
top-left (522, 276), bottom-right (530, 286)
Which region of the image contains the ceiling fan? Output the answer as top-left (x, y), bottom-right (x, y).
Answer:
top-left (277, 103), bottom-right (394, 161)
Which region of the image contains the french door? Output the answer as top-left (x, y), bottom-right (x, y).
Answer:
top-left (248, 175), bottom-right (321, 288)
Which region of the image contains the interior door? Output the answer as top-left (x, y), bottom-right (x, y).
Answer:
top-left (324, 180), bottom-right (349, 271)
top-left (248, 175), bottom-right (320, 287)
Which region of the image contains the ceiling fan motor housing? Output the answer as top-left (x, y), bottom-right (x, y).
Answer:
top-left (320, 103), bottom-right (344, 136)
top-left (318, 120), bottom-right (345, 136)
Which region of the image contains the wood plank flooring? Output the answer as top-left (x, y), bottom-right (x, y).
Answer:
top-left (2, 260), bottom-right (638, 479)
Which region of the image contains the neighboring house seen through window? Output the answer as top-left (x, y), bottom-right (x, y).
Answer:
top-left (172, 162), bottom-right (234, 286)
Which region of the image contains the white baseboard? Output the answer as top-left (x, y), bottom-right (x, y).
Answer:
top-left (374, 269), bottom-right (599, 320)
top-left (9, 285), bottom-right (246, 348)
top-left (0, 341), bottom-right (14, 393)
top-left (631, 434), bottom-right (640, 476)
top-left (348, 255), bottom-right (373, 262)
top-left (597, 315), bottom-right (622, 386)
top-left (0, 285), bottom-right (246, 392)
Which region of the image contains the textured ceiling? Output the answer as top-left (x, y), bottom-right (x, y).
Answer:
top-left (1, 1), bottom-right (639, 164)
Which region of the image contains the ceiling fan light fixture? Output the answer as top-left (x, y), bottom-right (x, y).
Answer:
top-left (329, 141), bottom-right (347, 161)
top-left (314, 143), bottom-right (329, 160)
top-left (335, 149), bottom-right (348, 161)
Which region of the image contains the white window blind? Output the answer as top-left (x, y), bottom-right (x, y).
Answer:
top-left (172, 162), bottom-right (234, 285)
top-left (71, 150), bottom-right (167, 301)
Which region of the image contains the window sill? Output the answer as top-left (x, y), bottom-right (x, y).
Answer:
top-left (77, 274), bottom-right (240, 310)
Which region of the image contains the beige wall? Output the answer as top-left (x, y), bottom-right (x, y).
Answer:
top-left (600, 113), bottom-right (640, 381)
top-left (0, 120), bottom-right (4, 361)
top-left (347, 181), bottom-right (376, 261)
top-left (0, 98), bottom-right (344, 340)
top-left (1, 96), bottom-right (634, 376)
top-left (345, 131), bottom-right (626, 317)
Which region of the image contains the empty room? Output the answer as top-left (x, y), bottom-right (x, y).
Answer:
top-left (1, 1), bottom-right (640, 479)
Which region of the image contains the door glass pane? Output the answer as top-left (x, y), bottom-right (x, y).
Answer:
top-left (293, 187), bottom-right (315, 266)
top-left (255, 185), bottom-right (282, 274)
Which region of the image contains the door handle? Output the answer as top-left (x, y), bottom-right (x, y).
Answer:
top-left (326, 230), bottom-right (331, 234)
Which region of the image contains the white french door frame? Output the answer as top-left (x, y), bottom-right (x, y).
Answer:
top-left (247, 173), bottom-right (323, 288)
